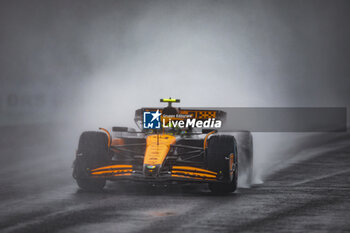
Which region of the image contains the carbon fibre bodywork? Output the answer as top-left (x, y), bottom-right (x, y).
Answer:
top-left (73, 99), bottom-right (244, 190)
top-left (85, 135), bottom-right (225, 184)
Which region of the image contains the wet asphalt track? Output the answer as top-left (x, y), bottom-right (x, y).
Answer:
top-left (0, 128), bottom-right (349, 233)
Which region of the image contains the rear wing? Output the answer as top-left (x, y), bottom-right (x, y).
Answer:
top-left (134, 108), bottom-right (227, 129)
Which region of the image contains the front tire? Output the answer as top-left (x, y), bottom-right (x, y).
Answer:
top-left (206, 135), bottom-right (238, 193)
top-left (76, 178), bottom-right (106, 192)
top-left (73, 131), bottom-right (110, 191)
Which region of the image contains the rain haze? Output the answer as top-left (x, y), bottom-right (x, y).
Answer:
top-left (0, 1), bottom-right (349, 233)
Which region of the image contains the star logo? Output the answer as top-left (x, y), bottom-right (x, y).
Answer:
top-left (150, 110), bottom-right (162, 122)
top-left (143, 110), bottom-right (162, 129)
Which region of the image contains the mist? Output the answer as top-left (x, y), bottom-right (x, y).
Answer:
top-left (1, 0), bottom-right (349, 185)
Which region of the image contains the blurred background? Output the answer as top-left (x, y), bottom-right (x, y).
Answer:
top-left (1, 2), bottom-right (350, 232)
top-left (1, 0), bottom-right (349, 127)
top-left (0, 0), bottom-right (349, 185)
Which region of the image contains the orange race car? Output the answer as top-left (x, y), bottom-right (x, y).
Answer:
top-left (72, 98), bottom-right (253, 193)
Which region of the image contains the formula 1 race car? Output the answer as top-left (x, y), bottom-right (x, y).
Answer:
top-left (73, 98), bottom-right (253, 193)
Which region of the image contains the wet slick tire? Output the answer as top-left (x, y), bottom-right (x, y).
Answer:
top-left (76, 178), bottom-right (106, 192)
top-left (73, 131), bottom-right (110, 191)
top-left (206, 135), bottom-right (238, 194)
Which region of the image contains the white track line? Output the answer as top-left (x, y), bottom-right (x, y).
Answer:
top-left (290, 168), bottom-right (350, 186)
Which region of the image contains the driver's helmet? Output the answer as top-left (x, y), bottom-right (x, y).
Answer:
top-left (162, 106), bottom-right (178, 116)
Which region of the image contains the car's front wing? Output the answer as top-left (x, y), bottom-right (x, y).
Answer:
top-left (88, 164), bottom-right (220, 183)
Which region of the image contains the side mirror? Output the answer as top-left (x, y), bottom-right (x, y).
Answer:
top-left (112, 127), bottom-right (128, 132)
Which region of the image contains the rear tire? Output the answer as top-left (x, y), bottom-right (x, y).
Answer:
top-left (73, 131), bottom-right (110, 191)
top-left (206, 135), bottom-right (238, 193)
